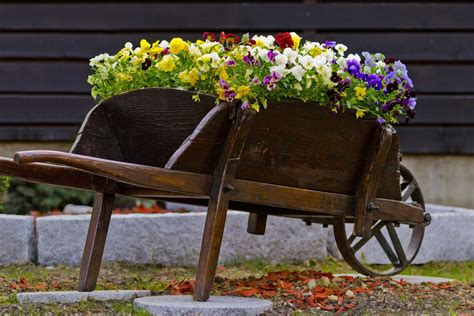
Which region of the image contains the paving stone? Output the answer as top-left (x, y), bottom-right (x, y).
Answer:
top-left (335, 274), bottom-right (454, 284)
top-left (326, 204), bottom-right (474, 264)
top-left (0, 214), bottom-right (35, 265)
top-left (36, 211), bottom-right (327, 266)
top-left (17, 290), bottom-right (151, 304)
top-left (134, 295), bottom-right (273, 316)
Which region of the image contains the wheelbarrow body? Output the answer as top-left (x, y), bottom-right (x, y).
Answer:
top-left (0, 88), bottom-right (429, 301)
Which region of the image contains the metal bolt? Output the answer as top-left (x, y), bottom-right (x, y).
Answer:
top-left (223, 183), bottom-right (234, 193)
top-left (424, 213), bottom-right (432, 225)
top-left (367, 202), bottom-right (379, 212)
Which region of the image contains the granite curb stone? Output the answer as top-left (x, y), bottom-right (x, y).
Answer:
top-left (134, 295), bottom-right (273, 316)
top-left (36, 211), bottom-right (327, 266)
top-left (17, 290), bottom-right (151, 303)
top-left (0, 214), bottom-right (35, 265)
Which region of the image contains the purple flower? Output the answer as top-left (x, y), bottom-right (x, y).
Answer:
top-left (219, 79), bottom-right (229, 90)
top-left (338, 78), bottom-right (351, 90)
top-left (376, 117), bottom-right (386, 125)
top-left (407, 97), bottom-right (416, 110)
top-left (346, 59), bottom-right (361, 76)
top-left (330, 72), bottom-right (342, 83)
top-left (225, 90), bottom-right (236, 102)
top-left (263, 72), bottom-right (281, 91)
top-left (385, 81), bottom-right (398, 93)
top-left (225, 59), bottom-right (236, 66)
top-left (267, 50), bottom-right (278, 62)
top-left (366, 74), bottom-right (383, 90)
top-left (362, 52), bottom-right (375, 68)
top-left (243, 53), bottom-right (260, 66)
top-left (323, 40), bottom-right (336, 48)
top-left (240, 101), bottom-right (250, 110)
top-left (381, 103), bottom-right (389, 113)
top-left (251, 77), bottom-right (261, 85)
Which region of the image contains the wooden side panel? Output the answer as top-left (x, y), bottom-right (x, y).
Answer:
top-left (74, 88), bottom-right (218, 167)
top-left (234, 101), bottom-right (401, 200)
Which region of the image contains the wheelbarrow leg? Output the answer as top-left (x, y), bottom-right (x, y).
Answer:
top-left (78, 192), bottom-right (115, 291)
top-left (193, 109), bottom-right (256, 301)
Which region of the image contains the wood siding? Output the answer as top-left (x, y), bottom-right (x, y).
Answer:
top-left (0, 1), bottom-right (472, 154)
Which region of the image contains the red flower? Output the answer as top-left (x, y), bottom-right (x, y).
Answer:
top-left (219, 32), bottom-right (240, 47)
top-left (203, 32), bottom-right (216, 42)
top-left (275, 32), bottom-right (294, 50)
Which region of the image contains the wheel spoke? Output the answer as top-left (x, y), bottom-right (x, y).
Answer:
top-left (402, 182), bottom-right (417, 201)
top-left (347, 233), bottom-right (357, 246)
top-left (352, 221), bottom-right (384, 252)
top-left (374, 229), bottom-right (400, 265)
top-left (386, 223), bottom-right (407, 265)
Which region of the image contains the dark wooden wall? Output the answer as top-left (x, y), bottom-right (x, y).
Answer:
top-left (0, 1), bottom-right (473, 154)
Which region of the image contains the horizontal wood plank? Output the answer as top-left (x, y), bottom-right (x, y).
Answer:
top-left (0, 62), bottom-right (472, 94)
top-left (0, 126), bottom-right (79, 141)
top-left (0, 94), bottom-right (472, 125)
top-left (0, 124), bottom-right (472, 154)
top-left (397, 126), bottom-right (474, 154)
top-left (1, 32), bottom-right (473, 62)
top-left (0, 3), bottom-right (472, 31)
top-left (0, 95), bottom-right (92, 123)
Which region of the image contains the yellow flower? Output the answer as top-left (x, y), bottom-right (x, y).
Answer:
top-left (309, 46), bottom-right (322, 57)
top-left (236, 85), bottom-right (251, 99)
top-left (140, 39), bottom-right (151, 51)
top-left (290, 32), bottom-right (301, 49)
top-left (188, 68), bottom-right (199, 85)
top-left (219, 68), bottom-right (228, 80)
top-left (355, 109), bottom-right (366, 119)
top-left (169, 37), bottom-right (189, 54)
top-left (355, 87), bottom-right (367, 100)
top-left (157, 55), bottom-right (175, 72)
top-left (149, 41), bottom-right (164, 54)
top-left (216, 87), bottom-right (226, 100)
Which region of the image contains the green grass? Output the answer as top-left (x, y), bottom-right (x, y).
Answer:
top-left (0, 259), bottom-right (472, 314)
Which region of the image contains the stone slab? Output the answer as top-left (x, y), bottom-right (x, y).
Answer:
top-left (134, 295), bottom-right (273, 316)
top-left (36, 211), bottom-right (327, 266)
top-left (335, 274), bottom-right (454, 284)
top-left (327, 204), bottom-right (474, 264)
top-left (17, 290), bottom-right (151, 304)
top-left (0, 214), bottom-right (35, 265)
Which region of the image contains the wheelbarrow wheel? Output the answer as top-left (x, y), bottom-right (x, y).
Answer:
top-left (333, 164), bottom-right (426, 276)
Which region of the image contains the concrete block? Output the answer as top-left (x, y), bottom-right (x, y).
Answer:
top-left (134, 295), bottom-right (273, 316)
top-left (0, 214), bottom-right (35, 265)
top-left (17, 290), bottom-right (151, 304)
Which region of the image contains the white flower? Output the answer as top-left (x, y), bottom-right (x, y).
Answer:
top-left (376, 60), bottom-right (386, 68)
top-left (322, 49), bottom-right (335, 63)
top-left (159, 40), bottom-right (169, 48)
top-left (336, 56), bottom-right (347, 69)
top-left (283, 47), bottom-right (298, 64)
top-left (313, 55), bottom-right (327, 71)
top-left (134, 47), bottom-right (141, 54)
top-left (298, 55), bottom-right (314, 70)
top-left (252, 35), bottom-right (275, 49)
top-left (270, 65), bottom-right (287, 78)
top-left (124, 42), bottom-right (133, 49)
top-left (189, 44), bottom-right (202, 57)
top-left (89, 53), bottom-right (111, 67)
top-left (289, 65), bottom-right (306, 81)
top-left (335, 44), bottom-right (348, 56)
top-left (257, 48), bottom-right (269, 61)
top-left (274, 54), bottom-right (288, 66)
top-left (347, 53), bottom-right (361, 63)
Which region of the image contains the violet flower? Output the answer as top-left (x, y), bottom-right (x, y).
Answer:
top-left (323, 40), bottom-right (336, 48)
top-left (346, 59), bottom-right (361, 76)
top-left (376, 117), bottom-right (386, 125)
top-left (219, 79), bottom-right (229, 90)
top-left (267, 50), bottom-right (278, 62)
top-left (240, 101), bottom-right (250, 110)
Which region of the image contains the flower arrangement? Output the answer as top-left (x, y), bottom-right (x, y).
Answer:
top-left (88, 32), bottom-right (416, 125)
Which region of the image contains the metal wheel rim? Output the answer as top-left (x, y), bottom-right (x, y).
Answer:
top-left (333, 164), bottom-right (425, 276)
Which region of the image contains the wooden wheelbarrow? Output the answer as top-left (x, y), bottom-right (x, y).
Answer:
top-left (0, 88), bottom-right (431, 301)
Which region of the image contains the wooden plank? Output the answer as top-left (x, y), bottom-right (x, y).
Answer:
top-left (1, 62), bottom-right (472, 94)
top-left (0, 95), bottom-right (92, 123)
top-left (353, 126), bottom-right (394, 237)
top-left (2, 32), bottom-right (474, 62)
top-left (410, 95), bottom-right (474, 125)
top-left (0, 126), bottom-right (78, 141)
top-left (0, 3), bottom-right (472, 31)
top-left (0, 94), bottom-right (471, 126)
top-left (397, 126), bottom-right (474, 154)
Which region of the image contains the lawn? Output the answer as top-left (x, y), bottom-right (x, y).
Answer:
top-left (0, 259), bottom-right (472, 314)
